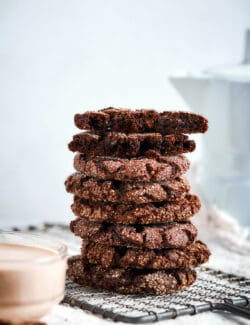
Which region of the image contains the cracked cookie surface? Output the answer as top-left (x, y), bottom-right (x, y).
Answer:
top-left (70, 219), bottom-right (197, 249)
top-left (81, 240), bottom-right (210, 269)
top-left (67, 256), bottom-right (197, 294)
top-left (68, 132), bottom-right (195, 157)
top-left (73, 154), bottom-right (190, 181)
top-left (65, 173), bottom-right (190, 204)
top-left (71, 194), bottom-right (200, 224)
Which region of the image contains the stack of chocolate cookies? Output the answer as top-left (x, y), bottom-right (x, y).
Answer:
top-left (66, 108), bottom-right (211, 295)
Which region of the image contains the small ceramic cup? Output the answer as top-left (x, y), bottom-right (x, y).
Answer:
top-left (0, 231), bottom-right (67, 322)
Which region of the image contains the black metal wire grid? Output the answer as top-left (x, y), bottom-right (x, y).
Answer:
top-left (63, 267), bottom-right (250, 323)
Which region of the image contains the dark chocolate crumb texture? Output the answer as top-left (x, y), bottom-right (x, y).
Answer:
top-left (71, 194), bottom-right (201, 224)
top-left (68, 132), bottom-right (195, 157)
top-left (70, 218), bottom-right (197, 249)
top-left (74, 108), bottom-right (208, 135)
top-left (65, 173), bottom-right (190, 204)
top-left (67, 256), bottom-right (197, 295)
top-left (81, 240), bottom-right (210, 269)
top-left (73, 153), bottom-right (190, 182)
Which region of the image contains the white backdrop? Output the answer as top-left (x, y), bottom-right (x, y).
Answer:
top-left (1, 0), bottom-right (250, 227)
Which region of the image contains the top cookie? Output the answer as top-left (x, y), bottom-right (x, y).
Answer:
top-left (74, 108), bottom-right (208, 134)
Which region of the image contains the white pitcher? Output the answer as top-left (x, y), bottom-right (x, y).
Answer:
top-left (170, 31), bottom-right (250, 227)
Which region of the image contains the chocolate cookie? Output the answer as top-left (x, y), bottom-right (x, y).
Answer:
top-left (67, 256), bottom-right (197, 294)
top-left (74, 108), bottom-right (208, 134)
top-left (73, 154), bottom-right (190, 181)
top-left (72, 194), bottom-right (201, 224)
top-left (81, 240), bottom-right (210, 269)
top-left (65, 173), bottom-right (190, 204)
top-left (68, 132), bottom-right (195, 158)
top-left (70, 219), bottom-right (197, 249)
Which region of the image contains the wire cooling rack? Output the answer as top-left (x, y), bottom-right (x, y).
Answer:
top-left (5, 223), bottom-right (250, 322)
top-left (63, 267), bottom-right (250, 322)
